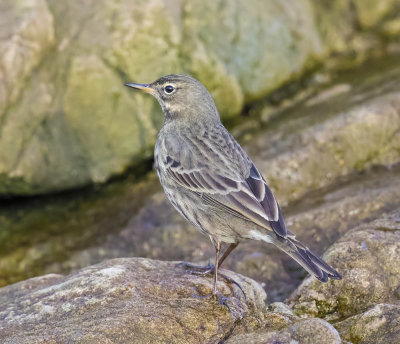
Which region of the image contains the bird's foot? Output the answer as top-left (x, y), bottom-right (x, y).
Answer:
top-left (176, 261), bottom-right (215, 276)
top-left (212, 291), bottom-right (229, 306)
top-left (177, 261), bottom-right (246, 299)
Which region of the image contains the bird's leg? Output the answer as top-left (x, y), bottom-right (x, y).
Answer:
top-left (212, 241), bottom-right (246, 300)
top-left (178, 242), bottom-right (239, 274)
top-left (178, 240), bottom-right (245, 299)
top-left (218, 242), bottom-right (239, 268)
top-left (212, 241), bottom-right (221, 295)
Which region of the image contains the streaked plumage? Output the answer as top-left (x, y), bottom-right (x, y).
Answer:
top-left (125, 74), bottom-right (342, 294)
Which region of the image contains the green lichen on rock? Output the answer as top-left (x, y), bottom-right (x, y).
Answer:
top-left (286, 211), bottom-right (400, 342)
top-left (181, 0), bottom-right (321, 103)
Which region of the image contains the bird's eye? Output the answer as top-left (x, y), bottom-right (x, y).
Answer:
top-left (164, 85), bottom-right (175, 94)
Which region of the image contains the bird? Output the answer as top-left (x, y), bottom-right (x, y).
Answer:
top-left (125, 74), bottom-right (342, 295)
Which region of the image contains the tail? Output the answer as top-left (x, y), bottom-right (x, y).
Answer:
top-left (272, 235), bottom-right (342, 282)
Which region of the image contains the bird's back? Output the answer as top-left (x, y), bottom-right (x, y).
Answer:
top-left (155, 119), bottom-right (252, 185)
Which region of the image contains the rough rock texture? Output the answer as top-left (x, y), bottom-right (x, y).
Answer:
top-left (226, 318), bottom-right (341, 344)
top-left (289, 212), bottom-right (400, 320)
top-left (335, 303), bottom-right (400, 343)
top-left (0, 257), bottom-right (345, 344)
top-left (288, 211), bottom-right (400, 342)
top-left (1, 0), bottom-right (399, 195)
top-left (0, 258), bottom-right (268, 344)
top-left (2, 211), bottom-right (400, 342)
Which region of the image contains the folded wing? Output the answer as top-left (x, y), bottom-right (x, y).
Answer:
top-left (164, 155), bottom-right (287, 237)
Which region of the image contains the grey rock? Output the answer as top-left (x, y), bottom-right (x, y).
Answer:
top-left (226, 318), bottom-right (341, 344)
top-left (0, 258), bottom-right (344, 344)
top-left (335, 303), bottom-right (400, 344)
top-left (0, 258), bottom-right (268, 344)
top-left (288, 211), bottom-right (400, 320)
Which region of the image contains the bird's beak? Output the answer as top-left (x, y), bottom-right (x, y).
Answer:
top-left (124, 83), bottom-right (155, 95)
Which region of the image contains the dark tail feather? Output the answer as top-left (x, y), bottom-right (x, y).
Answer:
top-left (273, 236), bottom-right (342, 282)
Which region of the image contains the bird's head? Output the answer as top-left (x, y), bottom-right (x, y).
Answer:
top-left (125, 74), bottom-right (219, 122)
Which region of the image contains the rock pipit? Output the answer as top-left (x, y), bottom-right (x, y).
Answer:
top-left (126, 75), bottom-right (342, 295)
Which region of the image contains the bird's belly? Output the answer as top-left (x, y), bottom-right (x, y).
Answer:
top-left (157, 175), bottom-right (243, 243)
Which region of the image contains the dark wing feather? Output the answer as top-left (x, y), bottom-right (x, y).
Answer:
top-left (269, 203), bottom-right (288, 237)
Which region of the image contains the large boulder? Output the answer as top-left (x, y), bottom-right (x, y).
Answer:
top-left (0, 258), bottom-right (268, 344)
top-left (0, 257), bottom-right (358, 344)
top-left (0, 257), bottom-right (345, 343)
top-left (1, 0), bottom-right (400, 195)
